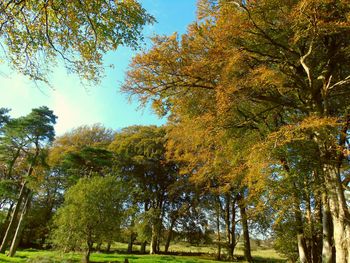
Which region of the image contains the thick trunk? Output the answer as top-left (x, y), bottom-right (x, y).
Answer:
top-left (149, 224), bottom-right (158, 254)
top-left (297, 234), bottom-right (309, 263)
top-left (0, 182), bottom-right (27, 253)
top-left (322, 192), bottom-right (334, 263)
top-left (83, 248), bottom-right (91, 263)
top-left (238, 197), bottom-right (252, 262)
top-left (293, 187), bottom-right (310, 263)
top-left (164, 229), bottom-right (172, 253)
top-left (295, 214), bottom-right (309, 263)
top-left (164, 219), bottom-right (176, 253)
top-left (323, 164), bottom-right (350, 263)
top-left (8, 190), bottom-right (31, 257)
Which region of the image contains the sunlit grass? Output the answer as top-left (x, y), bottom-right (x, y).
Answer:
top-left (0, 243), bottom-right (286, 263)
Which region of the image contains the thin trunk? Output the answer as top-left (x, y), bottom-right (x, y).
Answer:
top-left (127, 232), bottom-right (135, 253)
top-left (224, 194), bottom-right (232, 259)
top-left (82, 237), bottom-right (93, 263)
top-left (6, 149), bottom-right (21, 179)
top-left (321, 192), bottom-right (334, 263)
top-left (0, 182), bottom-right (27, 253)
top-left (230, 197), bottom-right (237, 258)
top-left (216, 210), bottom-right (221, 260)
top-left (156, 239), bottom-right (160, 254)
top-left (95, 242), bottom-right (102, 252)
top-left (305, 191), bottom-right (316, 263)
top-left (106, 242), bottom-right (111, 252)
top-left (281, 158), bottom-right (311, 262)
top-left (216, 197), bottom-right (221, 261)
top-left (0, 203), bottom-right (14, 242)
top-left (140, 241), bottom-right (146, 254)
top-left (238, 195), bottom-right (252, 262)
top-left (312, 193), bottom-right (322, 263)
top-left (8, 190), bottom-right (31, 257)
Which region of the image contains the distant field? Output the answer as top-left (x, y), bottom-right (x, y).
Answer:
top-left (0, 243), bottom-right (286, 263)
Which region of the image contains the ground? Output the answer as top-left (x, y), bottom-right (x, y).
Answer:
top-left (0, 242), bottom-right (286, 263)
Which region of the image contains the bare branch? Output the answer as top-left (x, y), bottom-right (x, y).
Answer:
top-left (300, 40), bottom-right (313, 88)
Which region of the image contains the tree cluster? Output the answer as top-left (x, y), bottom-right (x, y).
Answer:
top-left (122, 0), bottom-right (350, 262)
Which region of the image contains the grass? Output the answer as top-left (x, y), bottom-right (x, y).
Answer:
top-left (0, 243), bottom-right (286, 263)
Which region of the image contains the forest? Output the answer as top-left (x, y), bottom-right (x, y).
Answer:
top-left (0, 0), bottom-right (350, 263)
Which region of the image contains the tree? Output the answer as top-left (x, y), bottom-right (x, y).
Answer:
top-left (109, 125), bottom-right (178, 254)
top-left (0, 106), bottom-right (56, 256)
top-left (0, 0), bottom-right (154, 85)
top-left (52, 176), bottom-right (126, 263)
top-left (49, 124), bottom-right (114, 186)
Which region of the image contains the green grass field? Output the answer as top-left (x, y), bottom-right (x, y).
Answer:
top-left (0, 243), bottom-right (286, 263)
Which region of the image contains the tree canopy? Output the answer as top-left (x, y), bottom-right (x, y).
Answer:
top-left (0, 0), bottom-right (154, 85)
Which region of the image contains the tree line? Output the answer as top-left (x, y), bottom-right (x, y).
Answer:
top-left (0, 111), bottom-right (255, 263)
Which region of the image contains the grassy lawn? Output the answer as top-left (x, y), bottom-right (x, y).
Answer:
top-left (0, 244), bottom-right (286, 263)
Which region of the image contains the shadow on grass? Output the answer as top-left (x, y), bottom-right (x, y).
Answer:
top-left (252, 256), bottom-right (287, 263)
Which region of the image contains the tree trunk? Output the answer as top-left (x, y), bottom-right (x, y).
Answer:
top-left (322, 192), bottom-right (334, 263)
top-left (95, 242), bottom-right (102, 252)
top-left (127, 232), bottom-right (135, 253)
top-left (0, 203), bottom-right (14, 242)
top-left (230, 197), bottom-right (237, 259)
top-left (215, 197), bottom-right (221, 261)
top-left (292, 185), bottom-right (310, 263)
top-left (8, 190), bottom-right (31, 257)
top-left (140, 241), bottom-right (146, 254)
top-left (312, 194), bottom-right (322, 263)
top-left (305, 189), bottom-right (321, 263)
top-left (224, 194), bottom-right (233, 259)
top-left (1, 149), bottom-right (39, 254)
top-left (0, 182), bottom-right (27, 253)
top-left (323, 164), bottom-right (350, 263)
top-left (295, 206), bottom-right (309, 263)
top-left (164, 219), bottom-right (176, 253)
top-left (106, 242), bottom-right (111, 252)
top-left (297, 234), bottom-right (309, 263)
top-left (238, 196), bottom-right (252, 262)
top-left (83, 239), bottom-right (93, 263)
top-left (149, 223), bottom-right (158, 254)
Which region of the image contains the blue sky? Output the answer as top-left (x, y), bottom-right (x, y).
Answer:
top-left (0, 0), bottom-right (197, 135)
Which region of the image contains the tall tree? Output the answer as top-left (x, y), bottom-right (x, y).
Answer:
top-left (0, 106), bottom-right (56, 256)
top-left (109, 125), bottom-right (178, 254)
